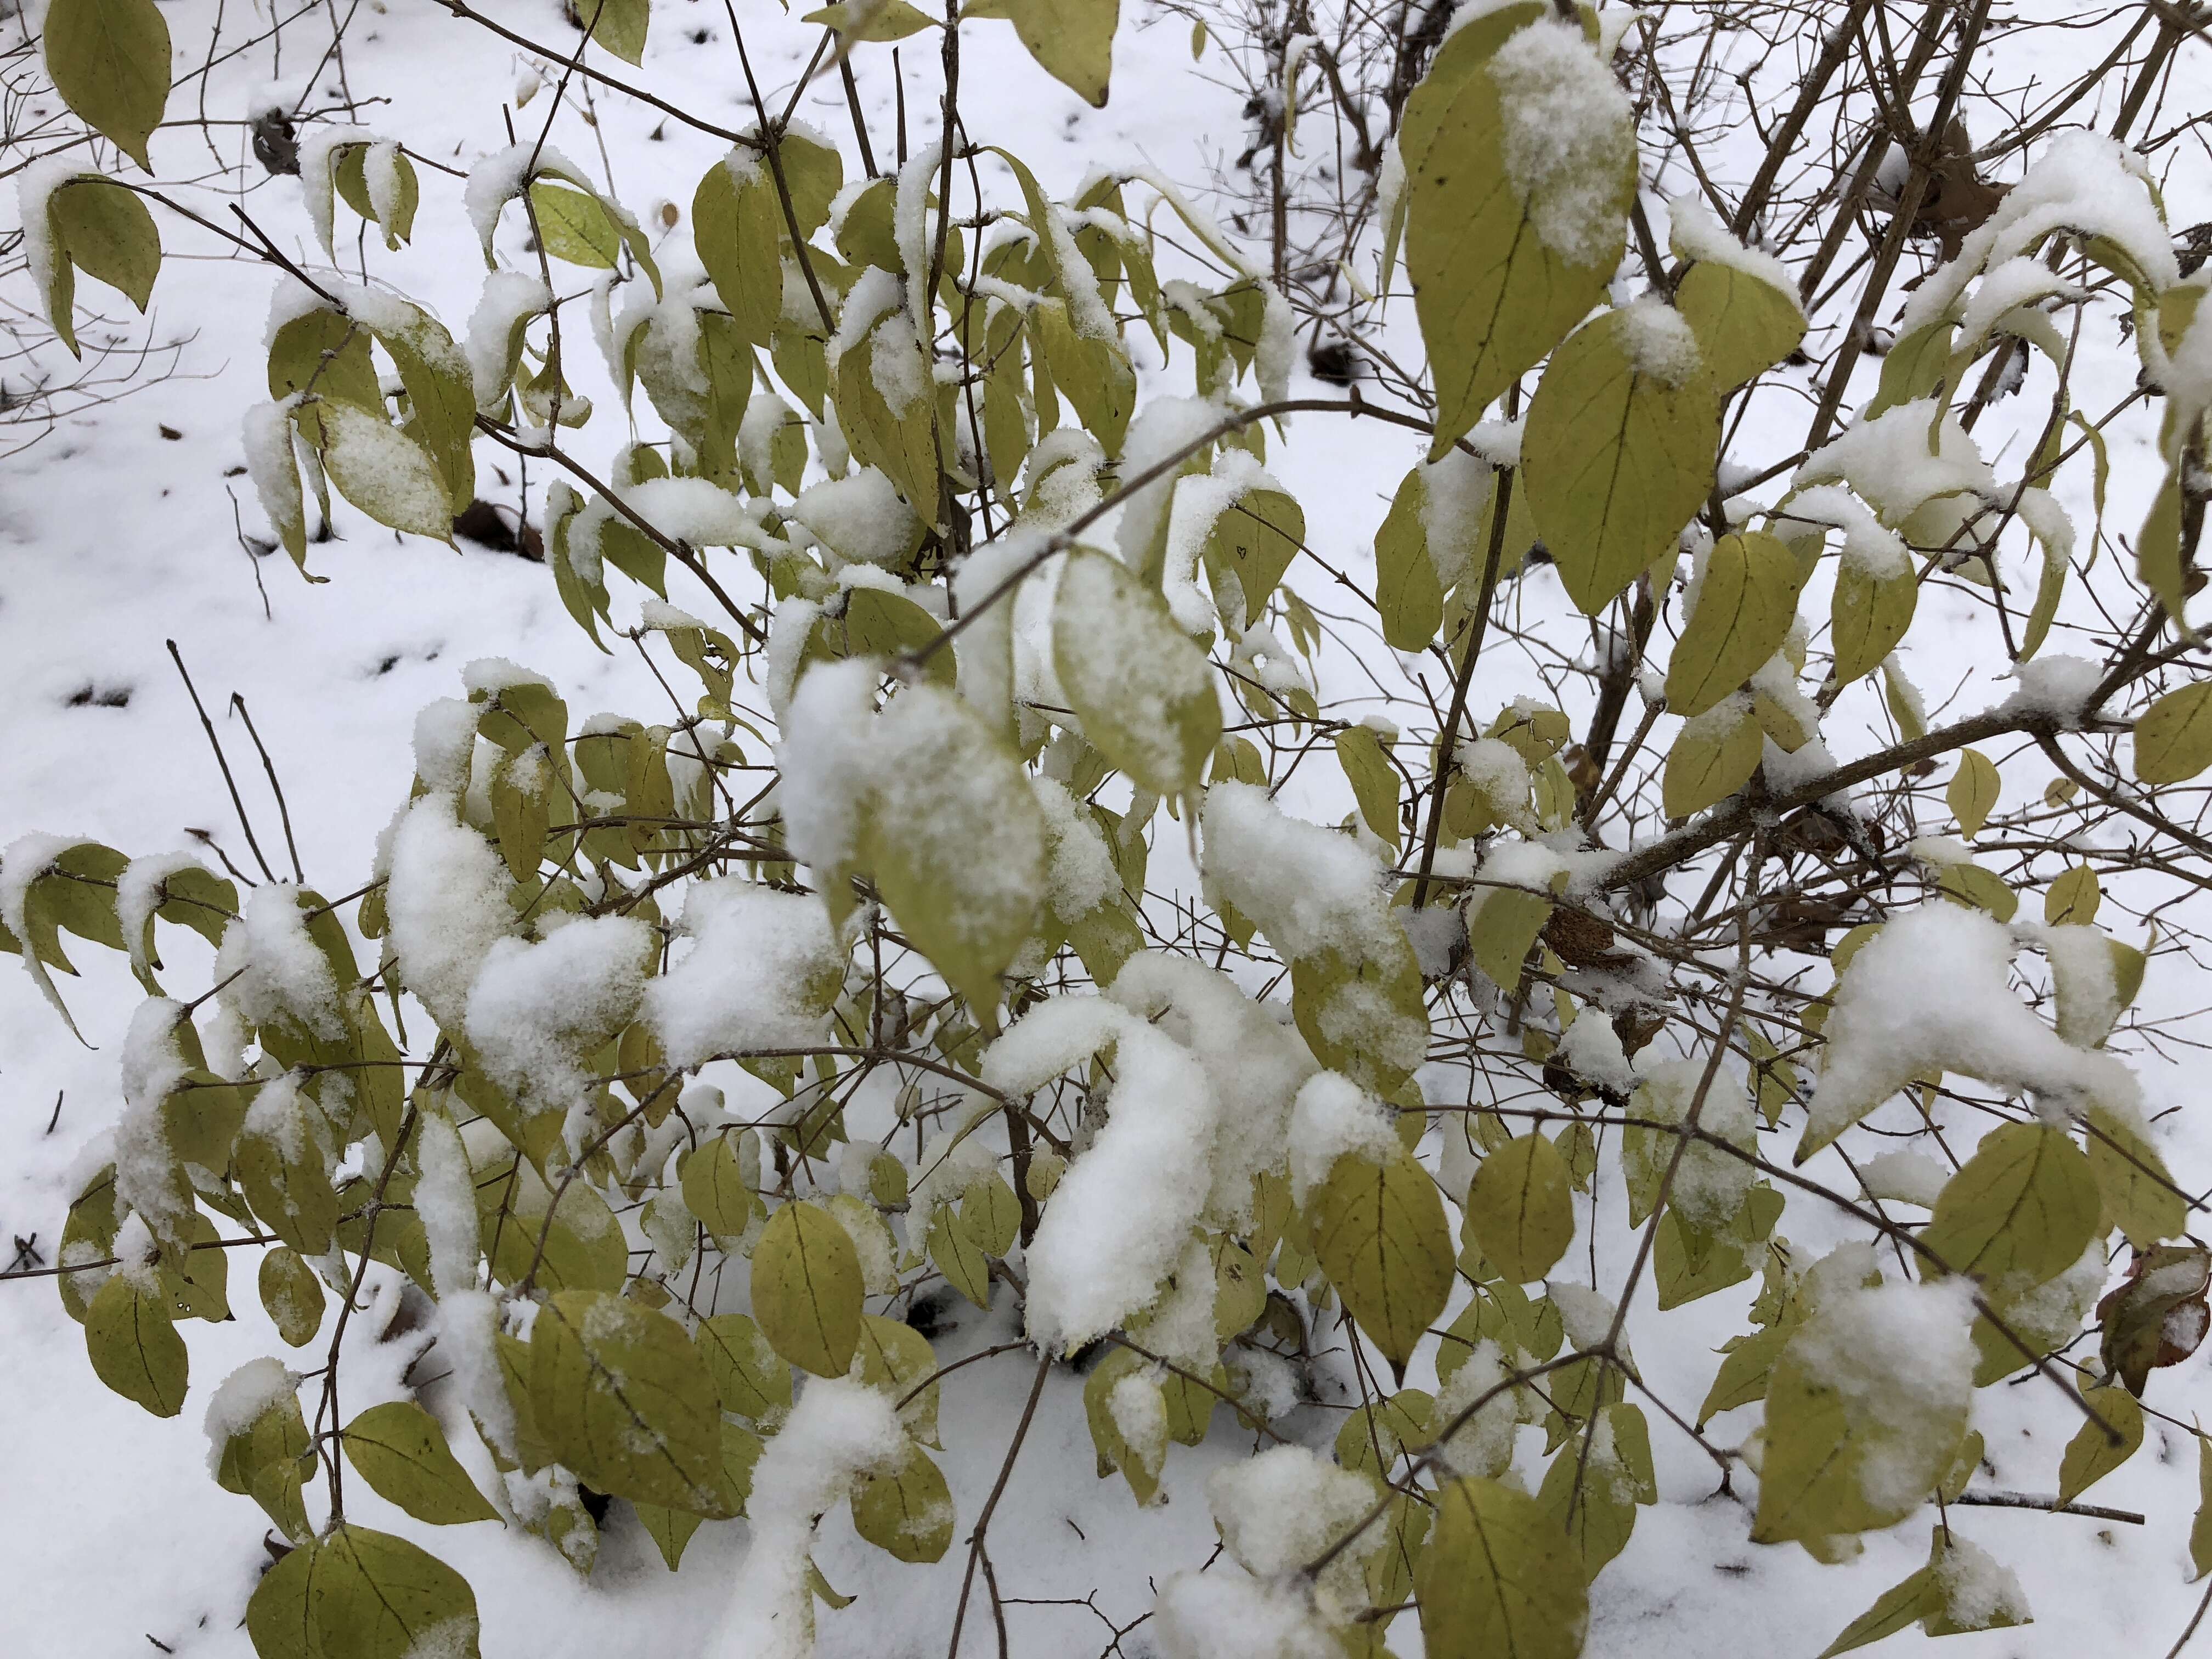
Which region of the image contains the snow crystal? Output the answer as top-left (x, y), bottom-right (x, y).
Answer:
top-left (1803, 904), bottom-right (2137, 1155)
top-left (985, 1002), bottom-right (1218, 1351)
top-left (1857, 1149), bottom-right (1947, 1207)
top-left (464, 270), bottom-right (550, 409)
top-left (464, 915), bottom-right (653, 1124)
top-left (1152, 1572), bottom-right (1339, 1659)
top-left (709, 1379), bottom-right (905, 1659)
top-left (437, 1288), bottom-right (517, 1458)
top-left (1200, 782), bottom-right (1398, 964)
top-left (385, 797), bottom-right (512, 1029)
top-left (645, 881), bottom-right (844, 1068)
top-left (201, 1357), bottom-right (297, 1472)
top-left (791, 469), bottom-right (918, 567)
top-left (213, 884), bottom-right (345, 1040)
top-left (115, 998), bottom-right (193, 1240)
top-left (1666, 192), bottom-right (1797, 298)
top-left (1616, 297), bottom-right (1703, 388)
top-left (414, 1107), bottom-right (479, 1298)
top-left (1488, 17), bottom-right (1636, 268)
top-left (2002, 653), bottom-right (2102, 726)
top-left (1778, 484), bottom-right (1908, 579)
top-left (1419, 448), bottom-right (1494, 589)
top-left (1110, 954), bottom-right (1318, 1226)
top-left (1286, 1071), bottom-right (1399, 1203)
top-left (1207, 1443), bottom-right (1376, 1609)
top-left (1781, 1276), bottom-right (1975, 1512)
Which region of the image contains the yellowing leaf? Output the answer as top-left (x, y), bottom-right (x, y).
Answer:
top-left (43, 0), bottom-right (171, 169)
top-left (2086, 1102), bottom-right (2185, 1249)
top-left (1335, 726), bottom-right (1401, 848)
top-left (86, 1273), bottom-right (187, 1417)
top-left (529, 1290), bottom-right (733, 1517)
top-left (1664, 531), bottom-right (1800, 716)
top-left (1948, 748), bottom-right (2000, 838)
top-left (1375, 466), bottom-right (1447, 651)
top-left (52, 177), bottom-right (160, 315)
top-left (1466, 1132), bottom-right (1575, 1284)
top-left (1673, 258), bottom-right (1804, 392)
top-left (964, 0), bottom-right (1119, 108)
top-left (1828, 554), bottom-right (1917, 688)
top-left (851, 1440), bottom-right (955, 1562)
top-left (529, 180), bottom-right (621, 268)
top-left (2134, 680), bottom-right (2212, 784)
top-left (2056, 1385), bottom-right (2142, 1505)
top-left (342, 1400), bottom-right (500, 1525)
top-left (1525, 304), bottom-right (1721, 615)
top-left (681, 1133), bottom-right (756, 1242)
top-left (259, 1246), bottom-right (326, 1347)
top-left (1415, 1477), bottom-right (1587, 1659)
top-left (2045, 865), bottom-right (2102, 927)
top-left (1920, 1123), bottom-right (2100, 1290)
top-left (246, 1525), bottom-right (479, 1659)
top-left (698, 1312), bottom-right (793, 1423)
top-left (1663, 696), bottom-right (1763, 818)
top-left (1401, 5), bottom-right (1633, 454)
top-left (751, 1200), bottom-right (865, 1378)
top-left (695, 153), bottom-right (784, 348)
top-left (1053, 548), bottom-right (1220, 797)
top-left (312, 400), bottom-right (456, 541)
top-left (578, 0), bottom-right (648, 63)
top-left (1312, 1150), bottom-right (1453, 1372)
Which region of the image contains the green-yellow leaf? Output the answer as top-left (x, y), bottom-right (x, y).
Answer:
top-left (528, 180), bottom-right (620, 268)
top-left (1663, 696), bottom-right (1763, 818)
top-left (2086, 1102), bottom-right (2185, 1249)
top-left (1919, 1122), bottom-right (2100, 1290)
top-left (52, 177), bottom-right (160, 311)
top-left (851, 1440), bottom-right (955, 1562)
top-left (1401, 5), bottom-right (1633, 455)
top-left (342, 1400), bottom-right (500, 1525)
top-left (529, 1289), bottom-right (733, 1517)
top-left (1312, 1150), bottom-right (1453, 1372)
top-left (681, 1133), bottom-right (756, 1242)
top-left (1827, 552), bottom-right (1917, 688)
top-left (1666, 531), bottom-right (1801, 716)
top-left (577, 0), bottom-right (648, 63)
top-left (2056, 1386), bottom-right (2142, 1505)
top-left (1525, 303), bottom-right (1721, 615)
top-left (751, 1200), bottom-right (865, 1378)
top-left (1335, 726), bottom-right (1401, 847)
top-left (2045, 864), bottom-right (2101, 927)
top-left (1673, 258), bottom-right (1805, 392)
top-left (698, 1312), bottom-right (794, 1423)
top-left (1415, 1476), bottom-right (1588, 1659)
top-left (1948, 748), bottom-right (2000, 838)
top-left (963, 0), bottom-right (1118, 108)
top-left (313, 400), bottom-right (456, 541)
top-left (806, 0), bottom-right (937, 40)
top-left (43, 0), bottom-right (171, 170)
top-left (1466, 1132), bottom-right (1575, 1284)
top-left (1816, 1566), bottom-right (1938, 1657)
top-left (2134, 680), bottom-right (2212, 784)
top-left (245, 1524), bottom-right (479, 1659)
top-left (260, 1246), bottom-right (326, 1347)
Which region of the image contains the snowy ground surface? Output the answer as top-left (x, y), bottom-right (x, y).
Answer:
top-left (3, 0), bottom-right (2211, 1655)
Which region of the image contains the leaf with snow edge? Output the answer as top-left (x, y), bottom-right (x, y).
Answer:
top-left (43, 0), bottom-right (170, 169)
top-left (2056, 1385), bottom-right (2141, 1505)
top-left (2085, 1102), bottom-right (2183, 1249)
top-left (958, 1170), bottom-right (1022, 1260)
top-left (237, 1085), bottom-right (340, 1257)
top-left (333, 143), bottom-right (419, 249)
top-left (1035, 298), bottom-right (1136, 455)
top-left (1817, 1565), bottom-right (1938, 1657)
top-left (1312, 1148), bottom-right (1453, 1372)
top-left (260, 1248), bottom-right (325, 1347)
top-left (1666, 531), bottom-right (1801, 716)
top-left (1401, 4), bottom-right (1633, 458)
top-left (529, 1290), bottom-right (733, 1517)
top-left (1084, 1346), bottom-right (1166, 1504)
top-left (306, 398), bottom-right (456, 541)
top-left (1053, 549), bottom-right (1219, 797)
top-left (1416, 1476), bottom-right (1588, 1659)
top-left (528, 180), bottom-right (620, 268)
top-left (854, 1314), bottom-right (941, 1444)
top-left (351, 293), bottom-right (476, 521)
top-left (694, 150), bottom-right (782, 348)
top-left (697, 1313), bottom-right (793, 1423)
top-left (1525, 301), bottom-right (1721, 615)
top-left (1535, 1402), bottom-right (1652, 1581)
top-left (1335, 726), bottom-right (1401, 848)
top-left (681, 1133), bottom-right (757, 1243)
top-left (1289, 939), bottom-right (1429, 1097)
top-left (1829, 555), bottom-right (1917, 689)
top-left (851, 1439), bottom-right (955, 1563)
top-left (86, 1273), bottom-right (187, 1417)
top-left (209, 1365), bottom-right (313, 1542)
top-left (1374, 464), bottom-right (1447, 651)
top-left (1919, 1123), bottom-right (2099, 1291)
top-left (269, 306), bottom-right (382, 425)
top-left (341, 1400), bottom-right (499, 1525)
top-left (1697, 1324), bottom-right (1791, 1426)
top-left (1948, 749), bottom-right (2000, 837)
top-left (1203, 485), bottom-right (1305, 627)
top-left (751, 1200), bottom-right (865, 1379)
top-left (966, 0), bottom-right (1116, 107)
top-left (832, 275), bottom-right (944, 523)
top-left (245, 1523), bottom-right (479, 1659)
top-left (2133, 680), bottom-right (2212, 784)
top-left (1751, 1279), bottom-right (1973, 1543)
top-left (1672, 257), bottom-right (1804, 394)
top-left (1663, 695), bottom-right (1760, 818)
top-left (806, 0), bottom-right (935, 38)
top-left (1468, 1132), bottom-right (1575, 1285)
top-left (480, 1156), bottom-right (627, 1291)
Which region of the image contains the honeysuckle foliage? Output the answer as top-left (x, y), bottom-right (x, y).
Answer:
top-left (14, 0), bottom-right (2212, 1654)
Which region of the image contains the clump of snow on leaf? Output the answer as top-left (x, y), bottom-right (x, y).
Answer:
top-left (645, 882), bottom-right (845, 1069)
top-left (1488, 17), bottom-right (1634, 267)
top-left (385, 798), bottom-right (512, 1029)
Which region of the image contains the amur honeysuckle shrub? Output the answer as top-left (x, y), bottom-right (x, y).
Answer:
top-left (11, 0), bottom-right (2212, 1653)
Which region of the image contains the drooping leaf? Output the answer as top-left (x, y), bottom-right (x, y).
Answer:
top-left (342, 1400), bottom-right (500, 1525)
top-left (1415, 1476), bottom-right (1588, 1659)
top-left (1664, 531), bottom-right (1801, 716)
top-left (1312, 1150), bottom-right (1454, 1372)
top-left (964, 0), bottom-right (1119, 108)
top-left (851, 1439), bottom-right (955, 1562)
top-left (1948, 748), bottom-right (2000, 838)
top-left (1466, 1132), bottom-right (1575, 1285)
top-left (1053, 548), bottom-right (1220, 797)
top-left (85, 1273), bottom-right (187, 1417)
top-left (43, 0), bottom-right (171, 169)
top-left (2056, 1386), bottom-right (2143, 1505)
top-left (2134, 681), bottom-right (2212, 785)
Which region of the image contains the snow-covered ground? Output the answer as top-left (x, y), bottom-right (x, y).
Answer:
top-left (4, 0), bottom-right (2212, 1654)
